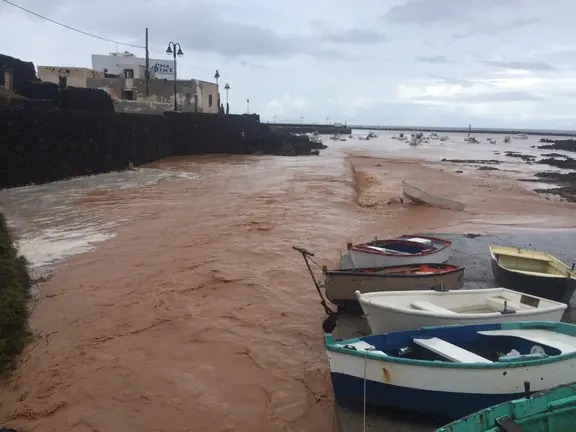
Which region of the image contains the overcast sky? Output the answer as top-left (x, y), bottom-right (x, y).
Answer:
top-left (1, 0), bottom-right (575, 129)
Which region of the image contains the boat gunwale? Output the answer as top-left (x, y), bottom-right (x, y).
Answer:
top-left (324, 263), bottom-right (464, 278)
top-left (435, 382), bottom-right (576, 431)
top-left (356, 288), bottom-right (567, 318)
top-left (351, 234), bottom-right (452, 257)
top-left (488, 245), bottom-right (576, 279)
top-left (325, 321), bottom-right (576, 369)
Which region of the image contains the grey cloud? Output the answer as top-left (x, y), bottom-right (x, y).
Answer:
top-left (384, 0), bottom-right (516, 25)
top-left (414, 91), bottom-right (543, 103)
top-left (427, 75), bottom-right (494, 88)
top-left (480, 60), bottom-right (557, 71)
top-left (28, 0), bottom-right (345, 59)
top-left (323, 29), bottom-right (387, 44)
top-left (453, 18), bottom-right (540, 39)
top-left (416, 55), bottom-right (450, 63)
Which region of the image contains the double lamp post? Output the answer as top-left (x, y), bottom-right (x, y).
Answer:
top-left (165, 43), bottom-right (235, 114)
top-left (166, 41), bottom-right (183, 111)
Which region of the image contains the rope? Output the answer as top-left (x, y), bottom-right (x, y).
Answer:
top-left (363, 351), bottom-right (368, 432)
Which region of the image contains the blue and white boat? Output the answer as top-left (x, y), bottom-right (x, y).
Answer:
top-left (325, 321), bottom-right (576, 419)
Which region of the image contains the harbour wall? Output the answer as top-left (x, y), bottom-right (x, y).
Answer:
top-left (0, 108), bottom-right (322, 189)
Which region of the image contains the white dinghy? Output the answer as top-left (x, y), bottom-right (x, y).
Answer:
top-left (356, 288), bottom-right (567, 334)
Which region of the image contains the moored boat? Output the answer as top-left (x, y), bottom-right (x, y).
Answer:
top-left (436, 381), bottom-right (576, 432)
top-left (513, 133), bottom-right (529, 139)
top-left (325, 321), bottom-right (576, 419)
top-left (402, 181), bottom-right (466, 211)
top-left (341, 234), bottom-right (453, 269)
top-left (356, 287), bottom-right (567, 334)
top-left (489, 245), bottom-right (576, 303)
top-left (322, 263), bottom-right (464, 311)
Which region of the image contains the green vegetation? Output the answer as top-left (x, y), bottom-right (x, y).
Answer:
top-left (0, 213), bottom-right (30, 372)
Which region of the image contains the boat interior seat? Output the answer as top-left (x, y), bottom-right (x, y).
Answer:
top-left (478, 330), bottom-right (576, 354)
top-left (343, 340), bottom-right (387, 356)
top-left (485, 297), bottom-right (534, 312)
top-left (411, 301), bottom-right (458, 315)
top-left (413, 337), bottom-right (493, 363)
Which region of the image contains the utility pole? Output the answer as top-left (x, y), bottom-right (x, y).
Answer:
top-left (145, 28), bottom-right (149, 98)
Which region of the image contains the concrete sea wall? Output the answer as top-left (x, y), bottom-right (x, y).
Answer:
top-left (0, 108), bottom-right (323, 189)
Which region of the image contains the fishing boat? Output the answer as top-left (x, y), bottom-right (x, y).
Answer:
top-left (356, 288), bottom-right (566, 334)
top-left (489, 246), bottom-right (576, 303)
top-left (436, 381), bottom-right (576, 432)
top-left (513, 133), bottom-right (529, 139)
top-left (402, 181), bottom-right (466, 211)
top-left (439, 135), bottom-right (449, 141)
top-left (504, 136), bottom-right (511, 143)
top-left (325, 321), bottom-right (576, 420)
top-left (322, 263), bottom-right (464, 311)
top-left (341, 235), bottom-right (453, 269)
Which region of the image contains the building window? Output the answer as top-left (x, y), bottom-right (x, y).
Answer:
top-left (124, 69), bottom-right (134, 78)
top-left (121, 90), bottom-right (134, 100)
top-left (185, 93), bottom-right (191, 105)
top-left (208, 94), bottom-right (213, 107)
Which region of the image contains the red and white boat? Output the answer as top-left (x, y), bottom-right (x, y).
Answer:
top-left (340, 235), bottom-right (453, 269)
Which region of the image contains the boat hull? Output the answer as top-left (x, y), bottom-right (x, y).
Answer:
top-left (327, 346), bottom-right (576, 420)
top-left (347, 244), bottom-right (453, 268)
top-left (402, 181), bottom-right (465, 211)
top-left (491, 257), bottom-right (576, 303)
top-left (323, 264), bottom-right (464, 307)
top-left (331, 372), bottom-right (523, 420)
top-left (362, 299), bottom-right (564, 334)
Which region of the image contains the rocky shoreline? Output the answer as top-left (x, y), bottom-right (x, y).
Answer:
top-left (441, 139), bottom-right (576, 202)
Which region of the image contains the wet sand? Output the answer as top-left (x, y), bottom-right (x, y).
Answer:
top-left (1, 146), bottom-right (576, 431)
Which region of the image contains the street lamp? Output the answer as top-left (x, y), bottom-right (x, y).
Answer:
top-left (326, 117), bottom-right (331, 125)
top-left (246, 98), bottom-right (250, 114)
top-left (300, 116), bottom-right (304, 124)
top-left (273, 115), bottom-right (277, 123)
top-left (214, 70), bottom-right (220, 85)
top-left (224, 83), bottom-right (230, 114)
top-left (166, 41), bottom-right (184, 111)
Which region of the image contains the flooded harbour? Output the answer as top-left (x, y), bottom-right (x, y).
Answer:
top-left (1, 133), bottom-right (576, 431)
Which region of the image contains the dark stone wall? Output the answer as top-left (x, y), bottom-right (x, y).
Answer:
top-left (0, 108), bottom-right (322, 189)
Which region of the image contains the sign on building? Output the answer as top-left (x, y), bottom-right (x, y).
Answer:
top-left (91, 54), bottom-right (175, 79)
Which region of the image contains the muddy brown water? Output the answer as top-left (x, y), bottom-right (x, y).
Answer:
top-left (1, 137), bottom-right (576, 431)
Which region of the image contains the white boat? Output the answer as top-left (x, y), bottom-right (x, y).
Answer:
top-left (356, 288), bottom-right (567, 334)
top-left (439, 135), bottom-right (449, 141)
top-left (325, 321), bottom-right (576, 419)
top-left (430, 133), bottom-right (439, 140)
top-left (504, 136), bottom-right (511, 143)
top-left (487, 138), bottom-right (496, 144)
top-left (465, 137), bottom-right (480, 143)
top-left (513, 133), bottom-right (529, 139)
top-left (402, 181), bottom-right (465, 211)
top-left (341, 234), bottom-right (453, 269)
top-left (308, 132), bottom-right (323, 144)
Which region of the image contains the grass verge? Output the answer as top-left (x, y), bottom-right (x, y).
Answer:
top-left (0, 213), bottom-right (30, 372)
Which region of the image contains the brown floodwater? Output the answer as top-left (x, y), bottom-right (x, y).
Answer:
top-left (1, 135), bottom-right (576, 432)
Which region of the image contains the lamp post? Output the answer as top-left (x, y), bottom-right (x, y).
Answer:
top-left (166, 41), bottom-right (183, 111)
top-left (326, 116), bottom-right (331, 125)
top-left (273, 115), bottom-right (277, 124)
top-left (214, 70), bottom-right (220, 85)
top-left (224, 83), bottom-right (230, 114)
top-left (300, 116), bottom-right (304, 124)
top-left (246, 98), bottom-right (250, 114)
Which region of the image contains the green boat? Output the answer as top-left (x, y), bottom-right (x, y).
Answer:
top-left (436, 382), bottom-right (576, 432)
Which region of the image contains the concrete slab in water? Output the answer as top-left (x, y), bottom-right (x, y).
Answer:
top-left (334, 231), bottom-right (576, 432)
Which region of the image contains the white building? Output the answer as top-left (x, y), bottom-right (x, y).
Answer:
top-left (91, 52), bottom-right (175, 79)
